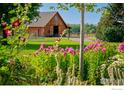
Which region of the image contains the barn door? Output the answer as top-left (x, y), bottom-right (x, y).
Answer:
top-left (53, 26), bottom-right (59, 37)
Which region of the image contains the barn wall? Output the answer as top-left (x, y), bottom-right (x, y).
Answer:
top-left (28, 27), bottom-right (45, 37)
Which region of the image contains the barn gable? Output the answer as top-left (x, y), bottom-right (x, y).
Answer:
top-left (29, 12), bottom-right (67, 28)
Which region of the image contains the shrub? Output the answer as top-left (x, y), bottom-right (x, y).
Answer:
top-left (83, 41), bottom-right (118, 85)
top-left (103, 26), bottom-right (124, 42)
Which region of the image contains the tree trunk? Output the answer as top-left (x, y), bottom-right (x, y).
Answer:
top-left (79, 3), bottom-right (85, 80)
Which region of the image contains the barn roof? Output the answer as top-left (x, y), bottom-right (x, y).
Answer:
top-left (29, 12), bottom-right (67, 27)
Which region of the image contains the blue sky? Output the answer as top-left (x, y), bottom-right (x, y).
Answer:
top-left (40, 3), bottom-right (108, 25)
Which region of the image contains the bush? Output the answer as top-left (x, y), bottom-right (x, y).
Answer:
top-left (103, 26), bottom-right (124, 42)
top-left (83, 41), bottom-right (118, 85)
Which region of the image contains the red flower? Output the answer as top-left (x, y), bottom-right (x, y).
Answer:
top-left (1, 22), bottom-right (6, 28)
top-left (12, 19), bottom-right (20, 27)
top-left (4, 28), bottom-right (11, 37)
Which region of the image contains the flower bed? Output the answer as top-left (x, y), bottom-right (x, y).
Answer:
top-left (0, 40), bottom-right (122, 85)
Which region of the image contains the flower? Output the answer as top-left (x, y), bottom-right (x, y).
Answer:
top-left (66, 47), bottom-right (76, 55)
top-left (4, 28), bottom-right (11, 37)
top-left (118, 44), bottom-right (124, 52)
top-left (65, 47), bottom-right (69, 52)
top-left (39, 44), bottom-right (45, 50)
top-left (68, 47), bottom-right (74, 53)
top-left (60, 48), bottom-right (64, 52)
top-left (101, 48), bottom-right (106, 53)
top-left (63, 51), bottom-right (67, 57)
top-left (12, 19), bottom-right (20, 27)
top-left (84, 43), bottom-right (105, 53)
top-left (48, 46), bottom-right (54, 50)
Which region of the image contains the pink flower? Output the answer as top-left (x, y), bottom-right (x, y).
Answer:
top-left (65, 47), bottom-right (69, 52)
top-left (39, 44), bottom-right (45, 50)
top-left (67, 47), bottom-right (76, 55)
top-left (118, 44), bottom-right (124, 52)
top-left (101, 48), bottom-right (106, 53)
top-left (44, 48), bottom-right (50, 52)
top-left (96, 43), bottom-right (102, 47)
top-left (68, 47), bottom-right (74, 53)
top-left (87, 44), bottom-right (93, 49)
top-left (60, 48), bottom-right (64, 52)
top-left (84, 42), bottom-right (103, 52)
top-left (72, 51), bottom-right (76, 56)
top-left (63, 51), bottom-right (67, 57)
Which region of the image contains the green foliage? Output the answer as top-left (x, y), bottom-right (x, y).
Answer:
top-left (84, 24), bottom-right (96, 34)
top-left (84, 42), bottom-right (118, 85)
top-left (96, 3), bottom-right (124, 42)
top-left (54, 3), bottom-right (96, 12)
top-left (103, 26), bottom-right (124, 42)
top-left (0, 4), bottom-right (41, 84)
top-left (0, 47), bottom-right (81, 85)
top-left (69, 24), bottom-right (96, 34)
top-left (69, 24), bottom-right (80, 34)
top-left (96, 13), bottom-right (112, 40)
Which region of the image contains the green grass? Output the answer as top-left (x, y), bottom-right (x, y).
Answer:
top-left (21, 37), bottom-right (90, 54)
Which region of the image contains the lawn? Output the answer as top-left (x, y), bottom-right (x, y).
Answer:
top-left (21, 37), bottom-right (89, 54)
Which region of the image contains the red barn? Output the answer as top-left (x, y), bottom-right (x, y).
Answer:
top-left (28, 12), bottom-right (68, 37)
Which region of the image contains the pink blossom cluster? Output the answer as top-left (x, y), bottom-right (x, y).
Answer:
top-left (118, 44), bottom-right (124, 52)
top-left (64, 47), bottom-right (76, 56)
top-left (84, 43), bottom-right (106, 53)
top-left (39, 44), bottom-right (54, 52)
top-left (34, 44), bottom-right (78, 56)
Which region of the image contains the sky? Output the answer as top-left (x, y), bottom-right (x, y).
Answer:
top-left (40, 3), bottom-right (108, 25)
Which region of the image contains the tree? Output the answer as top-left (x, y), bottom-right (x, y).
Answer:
top-left (84, 23), bottom-right (96, 34)
top-left (53, 3), bottom-right (96, 80)
top-left (80, 3), bottom-right (85, 80)
top-left (69, 24), bottom-right (80, 34)
top-left (96, 3), bottom-right (124, 42)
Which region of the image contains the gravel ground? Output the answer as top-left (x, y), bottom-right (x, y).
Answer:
top-left (70, 37), bottom-right (95, 42)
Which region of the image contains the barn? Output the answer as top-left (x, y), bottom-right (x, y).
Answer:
top-left (28, 12), bottom-right (68, 37)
